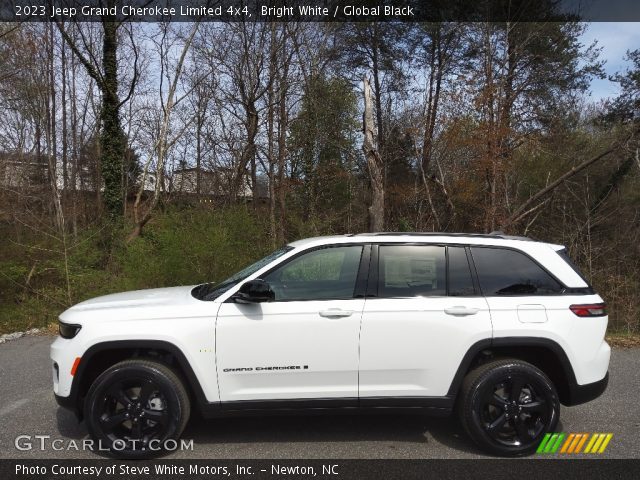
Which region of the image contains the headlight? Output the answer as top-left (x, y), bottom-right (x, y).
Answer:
top-left (58, 321), bottom-right (81, 339)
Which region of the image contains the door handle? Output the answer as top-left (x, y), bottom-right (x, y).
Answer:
top-left (319, 309), bottom-right (353, 318)
top-left (444, 306), bottom-right (479, 316)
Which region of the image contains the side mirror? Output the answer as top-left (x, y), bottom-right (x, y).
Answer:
top-left (233, 279), bottom-right (275, 303)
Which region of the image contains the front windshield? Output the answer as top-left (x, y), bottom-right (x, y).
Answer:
top-left (191, 246), bottom-right (293, 301)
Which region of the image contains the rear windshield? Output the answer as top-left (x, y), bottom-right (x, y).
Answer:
top-left (556, 248), bottom-right (591, 286)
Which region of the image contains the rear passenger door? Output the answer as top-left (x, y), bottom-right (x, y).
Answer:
top-left (469, 246), bottom-right (566, 334)
top-left (359, 244), bottom-right (492, 401)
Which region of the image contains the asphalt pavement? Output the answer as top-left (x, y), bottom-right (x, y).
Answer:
top-left (1, 335), bottom-right (638, 459)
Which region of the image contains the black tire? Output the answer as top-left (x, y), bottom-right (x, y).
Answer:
top-left (458, 359), bottom-right (559, 456)
top-left (84, 359), bottom-right (190, 459)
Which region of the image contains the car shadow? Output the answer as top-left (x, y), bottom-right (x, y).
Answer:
top-left (56, 407), bottom-right (483, 457)
top-left (56, 408), bottom-right (87, 439)
top-left (181, 412), bottom-right (482, 455)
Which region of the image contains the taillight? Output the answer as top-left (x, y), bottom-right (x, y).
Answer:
top-left (570, 303), bottom-right (607, 317)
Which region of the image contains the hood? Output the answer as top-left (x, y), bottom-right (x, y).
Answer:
top-left (59, 286), bottom-right (201, 324)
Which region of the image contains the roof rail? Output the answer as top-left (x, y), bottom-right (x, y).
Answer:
top-left (348, 232), bottom-right (534, 241)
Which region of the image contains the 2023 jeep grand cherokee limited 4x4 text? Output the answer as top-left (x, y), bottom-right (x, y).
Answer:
top-left (51, 233), bottom-right (609, 457)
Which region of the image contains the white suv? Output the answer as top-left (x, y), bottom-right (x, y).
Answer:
top-left (51, 233), bottom-right (610, 457)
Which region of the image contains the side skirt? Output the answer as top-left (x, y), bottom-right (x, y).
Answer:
top-left (198, 396), bottom-right (454, 419)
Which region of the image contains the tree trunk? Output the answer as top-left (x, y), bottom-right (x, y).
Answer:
top-left (482, 24), bottom-right (498, 233)
top-left (61, 32), bottom-right (68, 193)
top-left (233, 103), bottom-right (258, 200)
top-left (422, 26), bottom-right (443, 174)
top-left (69, 39), bottom-right (78, 235)
top-left (371, 26), bottom-right (384, 154)
top-left (196, 110), bottom-right (202, 200)
top-left (362, 77), bottom-right (384, 232)
top-left (277, 74), bottom-right (288, 244)
top-left (100, 17), bottom-right (125, 218)
top-left (57, 2), bottom-right (127, 218)
top-left (267, 24), bottom-right (277, 246)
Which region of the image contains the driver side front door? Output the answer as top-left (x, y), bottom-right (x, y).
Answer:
top-left (215, 245), bottom-right (367, 406)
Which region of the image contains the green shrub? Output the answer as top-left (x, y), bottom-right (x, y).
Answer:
top-left (0, 206), bottom-right (273, 334)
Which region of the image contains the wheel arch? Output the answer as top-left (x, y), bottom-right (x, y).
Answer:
top-left (448, 337), bottom-right (578, 405)
top-left (69, 340), bottom-right (211, 420)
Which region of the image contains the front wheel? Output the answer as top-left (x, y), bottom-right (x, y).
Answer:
top-left (458, 359), bottom-right (559, 456)
top-left (84, 359), bottom-right (190, 458)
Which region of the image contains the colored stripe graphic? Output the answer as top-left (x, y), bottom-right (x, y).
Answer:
top-left (560, 433), bottom-right (575, 453)
top-left (574, 433), bottom-right (589, 453)
top-left (598, 434), bottom-right (613, 453)
top-left (537, 433), bottom-right (613, 454)
top-left (584, 433), bottom-right (599, 453)
top-left (585, 433), bottom-right (614, 453)
top-left (550, 433), bottom-right (565, 453)
top-left (537, 433), bottom-right (565, 453)
top-left (536, 433), bottom-right (552, 453)
top-left (568, 433), bottom-right (586, 453)
top-left (590, 434), bottom-right (606, 453)
top-left (545, 433), bottom-right (559, 453)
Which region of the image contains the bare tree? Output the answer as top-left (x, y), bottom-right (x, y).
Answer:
top-left (128, 22), bottom-right (200, 242)
top-left (363, 77), bottom-right (384, 231)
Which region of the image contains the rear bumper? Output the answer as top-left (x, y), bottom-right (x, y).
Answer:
top-left (565, 371), bottom-right (609, 406)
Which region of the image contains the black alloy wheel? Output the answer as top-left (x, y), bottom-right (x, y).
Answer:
top-left (84, 360), bottom-right (190, 458)
top-left (458, 359), bottom-right (559, 456)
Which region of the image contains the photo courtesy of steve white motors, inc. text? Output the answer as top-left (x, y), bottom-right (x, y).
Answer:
top-left (14, 463), bottom-right (340, 477)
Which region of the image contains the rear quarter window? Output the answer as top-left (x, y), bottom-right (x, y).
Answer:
top-left (470, 247), bottom-right (563, 296)
top-left (556, 248), bottom-right (591, 285)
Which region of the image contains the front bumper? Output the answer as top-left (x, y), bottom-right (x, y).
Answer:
top-left (50, 336), bottom-right (80, 397)
top-left (565, 371), bottom-right (609, 406)
top-left (51, 335), bottom-right (84, 420)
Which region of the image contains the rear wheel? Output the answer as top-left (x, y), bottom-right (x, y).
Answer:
top-left (458, 359), bottom-right (559, 456)
top-left (84, 359), bottom-right (190, 458)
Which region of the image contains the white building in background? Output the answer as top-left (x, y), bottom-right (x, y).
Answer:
top-left (1, 157), bottom-right (49, 189)
top-left (1, 153), bottom-right (266, 200)
top-left (0, 152), bottom-right (99, 192)
top-left (171, 167), bottom-right (255, 198)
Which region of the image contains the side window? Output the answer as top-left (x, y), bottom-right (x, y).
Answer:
top-left (448, 247), bottom-right (475, 296)
top-left (262, 246), bottom-right (363, 301)
top-left (378, 245), bottom-right (446, 297)
top-left (470, 247), bottom-right (563, 296)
